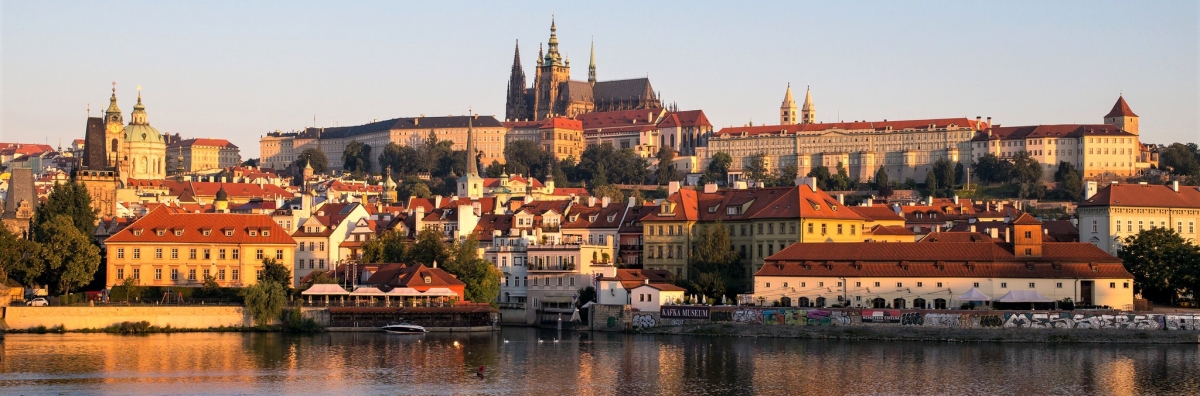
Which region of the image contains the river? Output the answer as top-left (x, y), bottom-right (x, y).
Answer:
top-left (1, 328), bottom-right (1197, 395)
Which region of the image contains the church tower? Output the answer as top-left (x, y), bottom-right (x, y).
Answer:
top-left (104, 82), bottom-right (124, 168)
top-left (505, 40), bottom-right (529, 121)
top-left (588, 39), bottom-right (597, 84)
top-left (800, 85), bottom-right (816, 124)
top-left (457, 117), bottom-right (484, 199)
top-left (1103, 95), bottom-right (1138, 135)
top-left (534, 17), bottom-right (571, 119)
top-left (780, 83), bottom-right (797, 125)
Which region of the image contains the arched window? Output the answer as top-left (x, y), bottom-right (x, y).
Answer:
top-left (893, 298), bottom-right (906, 309)
top-left (111, 139), bottom-right (118, 154)
top-left (913, 298), bottom-right (927, 309)
top-left (872, 298), bottom-right (886, 308)
top-left (934, 298), bottom-right (947, 309)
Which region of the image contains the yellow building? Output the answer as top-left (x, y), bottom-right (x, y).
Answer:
top-left (502, 117), bottom-right (584, 161)
top-left (167, 138), bottom-right (241, 174)
top-left (1079, 181), bottom-right (1200, 255)
top-left (104, 207), bottom-right (296, 288)
top-left (641, 189), bottom-right (699, 279)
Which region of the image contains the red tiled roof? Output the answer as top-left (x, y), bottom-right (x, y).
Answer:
top-left (918, 231), bottom-right (995, 243)
top-left (1080, 183), bottom-right (1200, 208)
top-left (577, 108), bottom-right (665, 130)
top-left (973, 124), bottom-right (1132, 141)
top-left (716, 118), bottom-right (985, 138)
top-left (640, 188), bottom-right (700, 222)
top-left (750, 185), bottom-right (865, 220)
top-left (637, 283), bottom-right (686, 292)
top-left (168, 138), bottom-right (238, 149)
top-left (849, 206), bottom-right (904, 222)
top-left (1104, 96), bottom-right (1138, 118)
top-left (756, 260), bottom-right (1131, 280)
top-left (656, 110), bottom-right (711, 129)
top-left (106, 206), bottom-right (296, 245)
top-left (868, 225), bottom-right (915, 236)
top-left (1011, 213), bottom-right (1041, 225)
top-left (765, 241), bottom-right (1121, 265)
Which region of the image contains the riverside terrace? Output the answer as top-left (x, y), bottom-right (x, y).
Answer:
top-left (326, 305), bottom-right (498, 330)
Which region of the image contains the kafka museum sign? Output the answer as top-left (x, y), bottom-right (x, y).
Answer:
top-left (661, 306), bottom-right (710, 320)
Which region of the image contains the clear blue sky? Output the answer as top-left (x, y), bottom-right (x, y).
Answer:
top-left (3, 1), bottom-right (1197, 158)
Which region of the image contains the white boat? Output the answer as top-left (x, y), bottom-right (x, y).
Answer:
top-left (381, 322), bottom-right (427, 334)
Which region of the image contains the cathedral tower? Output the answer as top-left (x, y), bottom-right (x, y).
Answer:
top-left (588, 39), bottom-right (597, 84)
top-left (104, 82), bottom-right (124, 168)
top-left (800, 85), bottom-right (816, 124)
top-left (780, 83), bottom-right (797, 125)
top-left (505, 40), bottom-right (529, 121)
top-left (1103, 95), bottom-right (1138, 135)
top-left (534, 17), bottom-right (571, 119)
top-left (457, 117), bottom-right (483, 199)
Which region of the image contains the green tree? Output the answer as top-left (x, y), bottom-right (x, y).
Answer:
top-left (654, 147), bottom-right (677, 184)
top-left (32, 181), bottom-right (96, 237)
top-left (592, 184), bottom-right (624, 203)
top-left (591, 163), bottom-right (609, 187)
top-left (689, 222), bottom-right (742, 299)
top-left (1159, 143), bottom-right (1200, 177)
top-left (576, 286), bottom-right (597, 309)
top-left (805, 166), bottom-right (831, 190)
top-left (396, 177), bottom-right (432, 201)
top-left (703, 152), bottom-right (733, 185)
top-left (111, 277), bottom-right (142, 302)
top-left (200, 274), bottom-right (221, 297)
top-left (0, 226), bottom-right (39, 285)
top-left (1120, 227), bottom-right (1200, 304)
top-left (954, 162), bottom-right (966, 186)
top-left (342, 140), bottom-right (372, 175)
top-left (261, 258), bottom-right (292, 288)
top-left (504, 140), bottom-right (552, 177)
top-left (933, 158), bottom-right (955, 190)
top-left (828, 162), bottom-right (853, 191)
top-left (444, 234), bottom-right (503, 304)
top-left (293, 148), bottom-right (329, 174)
top-left (744, 153), bottom-right (771, 185)
top-left (972, 154), bottom-right (1012, 184)
top-left (874, 167), bottom-right (893, 198)
top-left (242, 280), bottom-right (287, 327)
top-left (409, 227), bottom-right (448, 267)
top-left (378, 143), bottom-right (422, 176)
top-left (241, 158), bottom-right (260, 167)
top-left (35, 215), bottom-right (101, 298)
top-left (925, 168), bottom-right (938, 191)
top-left (362, 230), bottom-right (409, 263)
top-left (1011, 151), bottom-right (1042, 185)
top-left (484, 160), bottom-right (505, 178)
top-left (1054, 161), bottom-right (1084, 201)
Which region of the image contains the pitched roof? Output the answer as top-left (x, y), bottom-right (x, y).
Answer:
top-left (755, 260), bottom-right (1132, 280)
top-left (1080, 183), bottom-right (1200, 208)
top-left (765, 241), bottom-right (1121, 265)
top-left (106, 206), bottom-right (296, 245)
top-left (973, 124), bottom-right (1133, 141)
top-left (592, 78), bottom-right (654, 102)
top-left (1011, 213), bottom-right (1042, 225)
top-left (297, 115), bottom-right (503, 139)
top-left (749, 185), bottom-right (866, 220)
top-left (363, 263), bottom-right (466, 288)
top-left (577, 108), bottom-right (665, 130)
top-left (716, 118), bottom-right (985, 138)
top-left (167, 138), bottom-right (238, 149)
top-left (1105, 96), bottom-right (1138, 118)
top-left (849, 205), bottom-right (904, 222)
top-left (640, 188), bottom-right (700, 222)
top-left (868, 225), bottom-right (915, 236)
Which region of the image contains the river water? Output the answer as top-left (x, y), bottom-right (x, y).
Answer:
top-left (1, 328), bottom-right (1197, 395)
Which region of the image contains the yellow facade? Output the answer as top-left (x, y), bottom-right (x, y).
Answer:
top-left (106, 242), bottom-right (294, 288)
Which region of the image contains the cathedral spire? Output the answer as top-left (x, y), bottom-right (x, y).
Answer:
top-left (544, 16), bottom-right (563, 66)
top-left (780, 83), bottom-right (797, 125)
top-left (506, 40), bottom-right (529, 122)
top-left (588, 38), bottom-right (596, 84)
top-left (465, 116), bottom-right (479, 178)
top-left (800, 85), bottom-right (815, 124)
top-left (105, 82), bottom-right (122, 121)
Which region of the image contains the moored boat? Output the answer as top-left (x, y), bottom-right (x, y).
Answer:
top-left (381, 322), bottom-right (427, 334)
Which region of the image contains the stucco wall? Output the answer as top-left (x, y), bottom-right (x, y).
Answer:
top-left (3, 306), bottom-right (252, 330)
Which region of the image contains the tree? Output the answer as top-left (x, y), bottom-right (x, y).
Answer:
top-left (924, 168), bottom-right (938, 191)
top-left (1011, 151), bottom-right (1043, 185)
top-left (241, 158), bottom-right (260, 167)
top-left (805, 166), bottom-right (831, 190)
top-left (744, 153), bottom-right (771, 185)
top-left (954, 162), bottom-right (966, 186)
top-left (827, 162), bottom-right (853, 191)
top-left (933, 158), bottom-right (955, 190)
top-left (504, 140), bottom-right (552, 177)
top-left (111, 277), bottom-right (142, 302)
top-left (592, 184), bottom-right (625, 203)
top-left (1120, 227), bottom-right (1200, 304)
top-left (200, 274), bottom-right (221, 297)
top-left (34, 215), bottom-right (101, 298)
top-left (378, 143), bottom-right (422, 176)
top-left (242, 281), bottom-right (287, 327)
top-left (0, 226), bottom-right (39, 285)
top-left (873, 167), bottom-right (893, 198)
top-left (32, 181), bottom-right (96, 237)
top-left (342, 140), bottom-right (372, 175)
top-left (1054, 161), bottom-right (1084, 201)
top-left (1159, 143), bottom-right (1200, 177)
top-left (576, 286), bottom-right (597, 309)
top-left (409, 227), bottom-right (448, 267)
top-left (485, 160), bottom-right (505, 178)
top-left (972, 154), bottom-right (1011, 184)
top-left (261, 258), bottom-right (292, 288)
top-left (578, 144), bottom-right (650, 186)
top-left (655, 147), bottom-right (677, 184)
top-left (689, 221), bottom-right (742, 300)
top-left (362, 230), bottom-right (409, 264)
top-left (293, 148), bottom-right (328, 174)
top-left (443, 234), bottom-right (503, 304)
top-left (396, 177), bottom-right (432, 201)
top-left (704, 152), bottom-right (733, 185)
top-left (592, 163), bottom-right (609, 187)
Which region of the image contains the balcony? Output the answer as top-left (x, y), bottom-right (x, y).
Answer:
top-left (527, 262), bottom-right (576, 272)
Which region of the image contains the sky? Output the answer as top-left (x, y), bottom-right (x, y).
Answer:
top-left (2, 1), bottom-right (1197, 158)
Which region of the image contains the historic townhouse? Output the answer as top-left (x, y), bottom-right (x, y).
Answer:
top-left (166, 138), bottom-right (241, 174)
top-left (104, 207), bottom-right (296, 288)
top-left (291, 202), bottom-right (370, 286)
top-left (641, 188), bottom-right (700, 279)
top-left (1078, 181), bottom-right (1200, 255)
top-left (755, 215), bottom-right (1134, 310)
top-left (502, 117), bottom-right (585, 161)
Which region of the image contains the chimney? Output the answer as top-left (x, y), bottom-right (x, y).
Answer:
top-left (969, 224), bottom-right (976, 233)
top-left (415, 206), bottom-right (425, 232)
top-left (926, 196), bottom-right (933, 206)
top-left (800, 177), bottom-right (817, 191)
top-left (668, 181), bottom-right (681, 196)
top-left (837, 194), bottom-right (845, 205)
top-left (989, 227), bottom-right (999, 240)
top-left (865, 197), bottom-right (873, 207)
top-left (1005, 228), bottom-right (1011, 243)
top-left (734, 181), bottom-right (748, 190)
top-left (1085, 181), bottom-right (1098, 200)
top-left (952, 195), bottom-right (959, 205)
top-left (588, 196), bottom-right (597, 207)
top-left (704, 183), bottom-right (718, 194)
top-left (602, 196), bottom-right (611, 208)
top-left (433, 195), bottom-right (442, 208)
top-left (628, 196), bottom-right (637, 207)
top-left (1172, 181), bottom-right (1180, 193)
top-left (986, 117), bottom-right (992, 127)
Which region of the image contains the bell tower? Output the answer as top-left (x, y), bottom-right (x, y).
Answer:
top-left (535, 17), bottom-right (571, 119)
top-left (780, 83), bottom-right (797, 125)
top-left (104, 82), bottom-right (124, 168)
top-left (1103, 95), bottom-right (1139, 135)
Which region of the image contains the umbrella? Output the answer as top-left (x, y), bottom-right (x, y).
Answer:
top-left (570, 308), bottom-right (581, 322)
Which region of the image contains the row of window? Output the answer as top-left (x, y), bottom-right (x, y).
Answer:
top-left (297, 259), bottom-right (327, 270)
top-left (298, 242), bottom-right (326, 252)
top-left (763, 280), bottom-right (1131, 290)
top-left (646, 245), bottom-right (685, 259)
top-left (502, 275), bottom-right (575, 287)
top-left (115, 267), bottom-right (265, 282)
top-left (116, 247), bottom-right (280, 261)
top-left (1095, 219), bottom-right (1195, 234)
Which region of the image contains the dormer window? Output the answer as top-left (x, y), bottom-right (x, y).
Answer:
top-left (202, 230), bottom-right (212, 236)
top-left (424, 276), bottom-right (432, 284)
top-left (249, 230), bottom-right (258, 237)
top-left (224, 230), bottom-right (233, 237)
top-left (174, 230), bottom-right (183, 237)
top-left (132, 229), bottom-right (143, 236)
top-left (155, 230), bottom-right (165, 236)
top-left (262, 230), bottom-right (270, 237)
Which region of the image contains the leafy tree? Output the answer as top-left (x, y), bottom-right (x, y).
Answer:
top-left (200, 274), bottom-right (221, 297)
top-left (111, 277), bottom-right (142, 302)
top-left (443, 234), bottom-right (503, 304)
top-left (293, 148), bottom-right (329, 174)
top-left (241, 158), bottom-right (260, 167)
top-left (576, 286), bottom-right (597, 309)
top-left (1159, 143), bottom-right (1200, 177)
top-left (342, 140), bottom-right (372, 175)
top-left (654, 147), bottom-right (677, 184)
top-left (592, 163), bottom-right (609, 187)
top-left (0, 226), bottom-right (39, 285)
top-left (688, 222), bottom-right (742, 300)
top-left (378, 143), bottom-right (422, 176)
top-left (578, 144), bottom-right (650, 185)
top-left (242, 281), bottom-right (287, 327)
top-left (744, 153), bottom-right (771, 185)
top-left (261, 258), bottom-right (292, 288)
top-left (32, 181), bottom-right (96, 237)
top-left (504, 140), bottom-right (552, 177)
top-left (954, 162), bottom-right (966, 186)
top-left (35, 215), bottom-right (101, 298)
top-left (770, 164), bottom-right (799, 188)
top-left (362, 230), bottom-right (409, 264)
top-left (409, 227), bottom-right (448, 267)
top-left (925, 169), bottom-right (938, 191)
top-left (484, 160), bottom-right (505, 178)
top-left (592, 184), bottom-right (624, 203)
top-left (805, 166), bottom-right (831, 190)
top-left (933, 158), bottom-right (955, 190)
top-left (629, 189), bottom-right (646, 206)
top-left (396, 177), bottom-right (432, 201)
top-left (1120, 227), bottom-right (1200, 304)
top-left (828, 162), bottom-right (853, 191)
top-left (1011, 151), bottom-right (1043, 185)
top-left (1054, 161), bottom-right (1084, 201)
top-left (972, 154), bottom-right (1011, 184)
top-left (703, 152), bottom-right (733, 185)
top-left (874, 167), bottom-right (893, 198)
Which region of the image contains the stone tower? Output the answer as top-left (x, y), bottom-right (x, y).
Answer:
top-left (800, 85), bottom-right (815, 124)
top-left (1103, 95), bottom-right (1138, 135)
top-left (104, 83), bottom-right (124, 168)
top-left (780, 83), bottom-right (797, 125)
top-left (457, 117), bottom-right (483, 199)
top-left (505, 40), bottom-right (529, 121)
top-left (588, 39), bottom-right (597, 84)
top-left (534, 17), bottom-right (571, 119)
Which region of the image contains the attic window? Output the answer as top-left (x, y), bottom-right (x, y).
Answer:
top-left (262, 230), bottom-right (270, 237)
top-left (248, 230), bottom-right (258, 237)
top-left (202, 230), bottom-right (212, 236)
top-left (132, 229), bottom-right (143, 236)
top-left (424, 276), bottom-right (432, 284)
top-left (155, 230), bottom-right (165, 236)
top-left (174, 230), bottom-right (183, 237)
top-left (224, 230), bottom-right (233, 237)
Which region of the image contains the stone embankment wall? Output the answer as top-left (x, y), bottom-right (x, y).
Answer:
top-left (2, 306), bottom-right (252, 330)
top-left (591, 305), bottom-right (1200, 333)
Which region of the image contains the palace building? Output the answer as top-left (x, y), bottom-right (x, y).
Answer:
top-left (505, 18), bottom-right (662, 121)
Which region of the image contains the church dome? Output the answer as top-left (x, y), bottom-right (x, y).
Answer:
top-left (123, 90), bottom-right (164, 144)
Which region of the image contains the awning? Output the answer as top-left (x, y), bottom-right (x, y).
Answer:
top-left (385, 287), bottom-right (421, 296)
top-left (301, 284), bottom-right (349, 296)
top-left (350, 286), bottom-right (386, 296)
top-left (995, 290), bottom-right (1053, 303)
top-left (956, 287), bottom-right (992, 301)
top-left (422, 287), bottom-right (458, 297)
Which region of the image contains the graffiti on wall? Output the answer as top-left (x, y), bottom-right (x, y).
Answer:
top-left (924, 313), bottom-right (965, 328)
top-left (733, 309), bottom-right (763, 324)
top-left (900, 312), bottom-right (925, 326)
top-left (861, 310), bottom-right (902, 324)
top-left (1001, 313), bottom-right (1164, 329)
top-left (1165, 315), bottom-right (1200, 331)
top-left (632, 314), bottom-right (657, 329)
top-left (978, 315), bottom-right (1004, 327)
top-left (710, 310), bottom-right (733, 322)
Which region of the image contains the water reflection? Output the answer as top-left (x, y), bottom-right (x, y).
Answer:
top-left (1, 330), bottom-right (1197, 395)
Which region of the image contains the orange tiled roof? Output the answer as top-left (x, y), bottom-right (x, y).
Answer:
top-left (1104, 96), bottom-right (1138, 118)
top-left (1080, 183), bottom-right (1200, 208)
top-left (106, 206), bottom-right (296, 245)
top-left (716, 118), bottom-right (985, 138)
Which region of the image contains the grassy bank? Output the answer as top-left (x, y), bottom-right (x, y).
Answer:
top-left (639, 323), bottom-right (1200, 344)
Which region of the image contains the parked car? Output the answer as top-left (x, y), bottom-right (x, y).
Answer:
top-left (26, 298), bottom-right (48, 307)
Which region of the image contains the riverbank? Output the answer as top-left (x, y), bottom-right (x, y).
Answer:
top-left (640, 322), bottom-right (1200, 344)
